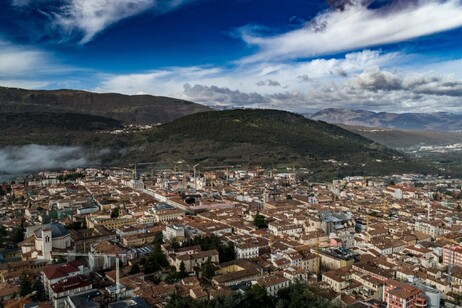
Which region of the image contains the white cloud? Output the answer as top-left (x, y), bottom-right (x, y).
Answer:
top-left (94, 66), bottom-right (223, 95)
top-left (300, 67), bottom-right (462, 113)
top-left (0, 40), bottom-right (52, 77)
top-left (0, 80), bottom-right (50, 89)
top-left (50, 0), bottom-right (194, 43)
top-left (96, 49), bottom-right (461, 112)
top-left (240, 0), bottom-right (462, 62)
top-left (182, 83), bottom-right (268, 107)
top-left (0, 145), bottom-right (90, 175)
top-left (95, 50), bottom-right (398, 97)
top-left (0, 39), bottom-right (92, 89)
top-left (177, 66), bottom-right (462, 113)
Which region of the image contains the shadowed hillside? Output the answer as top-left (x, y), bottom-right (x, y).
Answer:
top-left (0, 86), bottom-right (212, 124)
top-left (135, 109), bottom-right (434, 179)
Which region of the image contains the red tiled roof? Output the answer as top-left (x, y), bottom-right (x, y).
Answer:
top-left (42, 260), bottom-right (83, 280)
top-left (50, 275), bottom-right (91, 293)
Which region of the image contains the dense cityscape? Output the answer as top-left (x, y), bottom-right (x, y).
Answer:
top-left (2, 0), bottom-right (462, 307)
top-left (0, 166), bottom-right (461, 307)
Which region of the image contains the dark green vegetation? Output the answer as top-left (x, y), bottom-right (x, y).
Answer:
top-left (139, 109), bottom-right (434, 179)
top-left (0, 86), bottom-right (211, 124)
top-left (166, 282), bottom-right (340, 308)
top-left (180, 234), bottom-right (235, 263)
top-left (143, 243), bottom-right (169, 274)
top-left (253, 213), bottom-right (268, 229)
top-left (0, 101), bottom-right (438, 180)
top-left (0, 112), bottom-right (123, 145)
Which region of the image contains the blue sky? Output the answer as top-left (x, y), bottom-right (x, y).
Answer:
top-left (1, 0), bottom-right (462, 113)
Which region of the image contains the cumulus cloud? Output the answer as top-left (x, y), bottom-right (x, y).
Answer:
top-left (256, 79), bottom-right (281, 87)
top-left (179, 67), bottom-right (462, 113)
top-left (0, 145), bottom-right (99, 175)
top-left (240, 0), bottom-right (462, 62)
top-left (182, 83), bottom-right (268, 107)
top-left (304, 68), bottom-right (462, 112)
top-left (348, 67), bottom-right (462, 97)
top-left (95, 50), bottom-right (398, 96)
top-left (91, 48), bottom-right (462, 113)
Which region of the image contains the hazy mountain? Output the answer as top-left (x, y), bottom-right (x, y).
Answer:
top-left (0, 86), bottom-right (212, 124)
top-left (308, 108), bottom-right (462, 131)
top-left (340, 125), bottom-right (462, 149)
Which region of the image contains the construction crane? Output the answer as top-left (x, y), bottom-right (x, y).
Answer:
top-left (193, 163), bottom-right (199, 191)
top-left (365, 216), bottom-right (370, 244)
top-left (364, 212), bottom-right (381, 243)
top-left (129, 162), bottom-right (157, 179)
top-left (315, 237), bottom-right (321, 274)
top-left (52, 251), bottom-right (126, 300)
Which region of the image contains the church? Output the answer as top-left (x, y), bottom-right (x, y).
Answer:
top-left (19, 222), bottom-right (72, 262)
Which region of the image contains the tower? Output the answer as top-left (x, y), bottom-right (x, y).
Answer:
top-left (41, 227), bottom-right (52, 261)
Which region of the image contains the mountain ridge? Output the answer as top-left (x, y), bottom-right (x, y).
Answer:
top-left (308, 108), bottom-right (462, 131)
top-left (0, 86), bottom-right (212, 124)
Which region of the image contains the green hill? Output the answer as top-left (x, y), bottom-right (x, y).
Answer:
top-left (0, 86), bottom-right (212, 124)
top-left (0, 108), bottom-right (435, 180)
top-left (0, 112), bottom-right (124, 146)
top-left (134, 109), bottom-right (433, 179)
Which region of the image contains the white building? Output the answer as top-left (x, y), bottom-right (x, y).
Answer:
top-left (256, 275), bottom-right (290, 296)
top-left (235, 243), bottom-right (259, 259)
top-left (19, 222), bottom-right (72, 261)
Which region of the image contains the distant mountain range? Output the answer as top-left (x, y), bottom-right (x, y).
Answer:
top-left (340, 125), bottom-right (462, 149)
top-left (0, 86), bottom-right (211, 124)
top-left (308, 108), bottom-right (462, 131)
top-left (0, 87), bottom-right (452, 178)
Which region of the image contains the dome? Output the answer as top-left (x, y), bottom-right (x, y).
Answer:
top-left (35, 222), bottom-right (70, 239)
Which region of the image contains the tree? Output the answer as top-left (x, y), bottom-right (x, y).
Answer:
top-left (253, 214), bottom-right (268, 229)
top-left (171, 238), bottom-right (180, 249)
top-left (202, 258), bottom-right (215, 279)
top-left (180, 234), bottom-right (235, 263)
top-left (31, 278), bottom-right (46, 302)
top-left (153, 232), bottom-right (163, 246)
top-left (65, 220), bottom-right (86, 230)
top-left (110, 207), bottom-right (120, 218)
top-left (244, 284), bottom-right (274, 307)
top-left (11, 225), bottom-right (25, 244)
top-left (144, 244), bottom-right (168, 274)
top-left (129, 264), bottom-right (140, 275)
top-left (19, 274), bottom-right (32, 297)
top-left (178, 261), bottom-right (188, 279)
